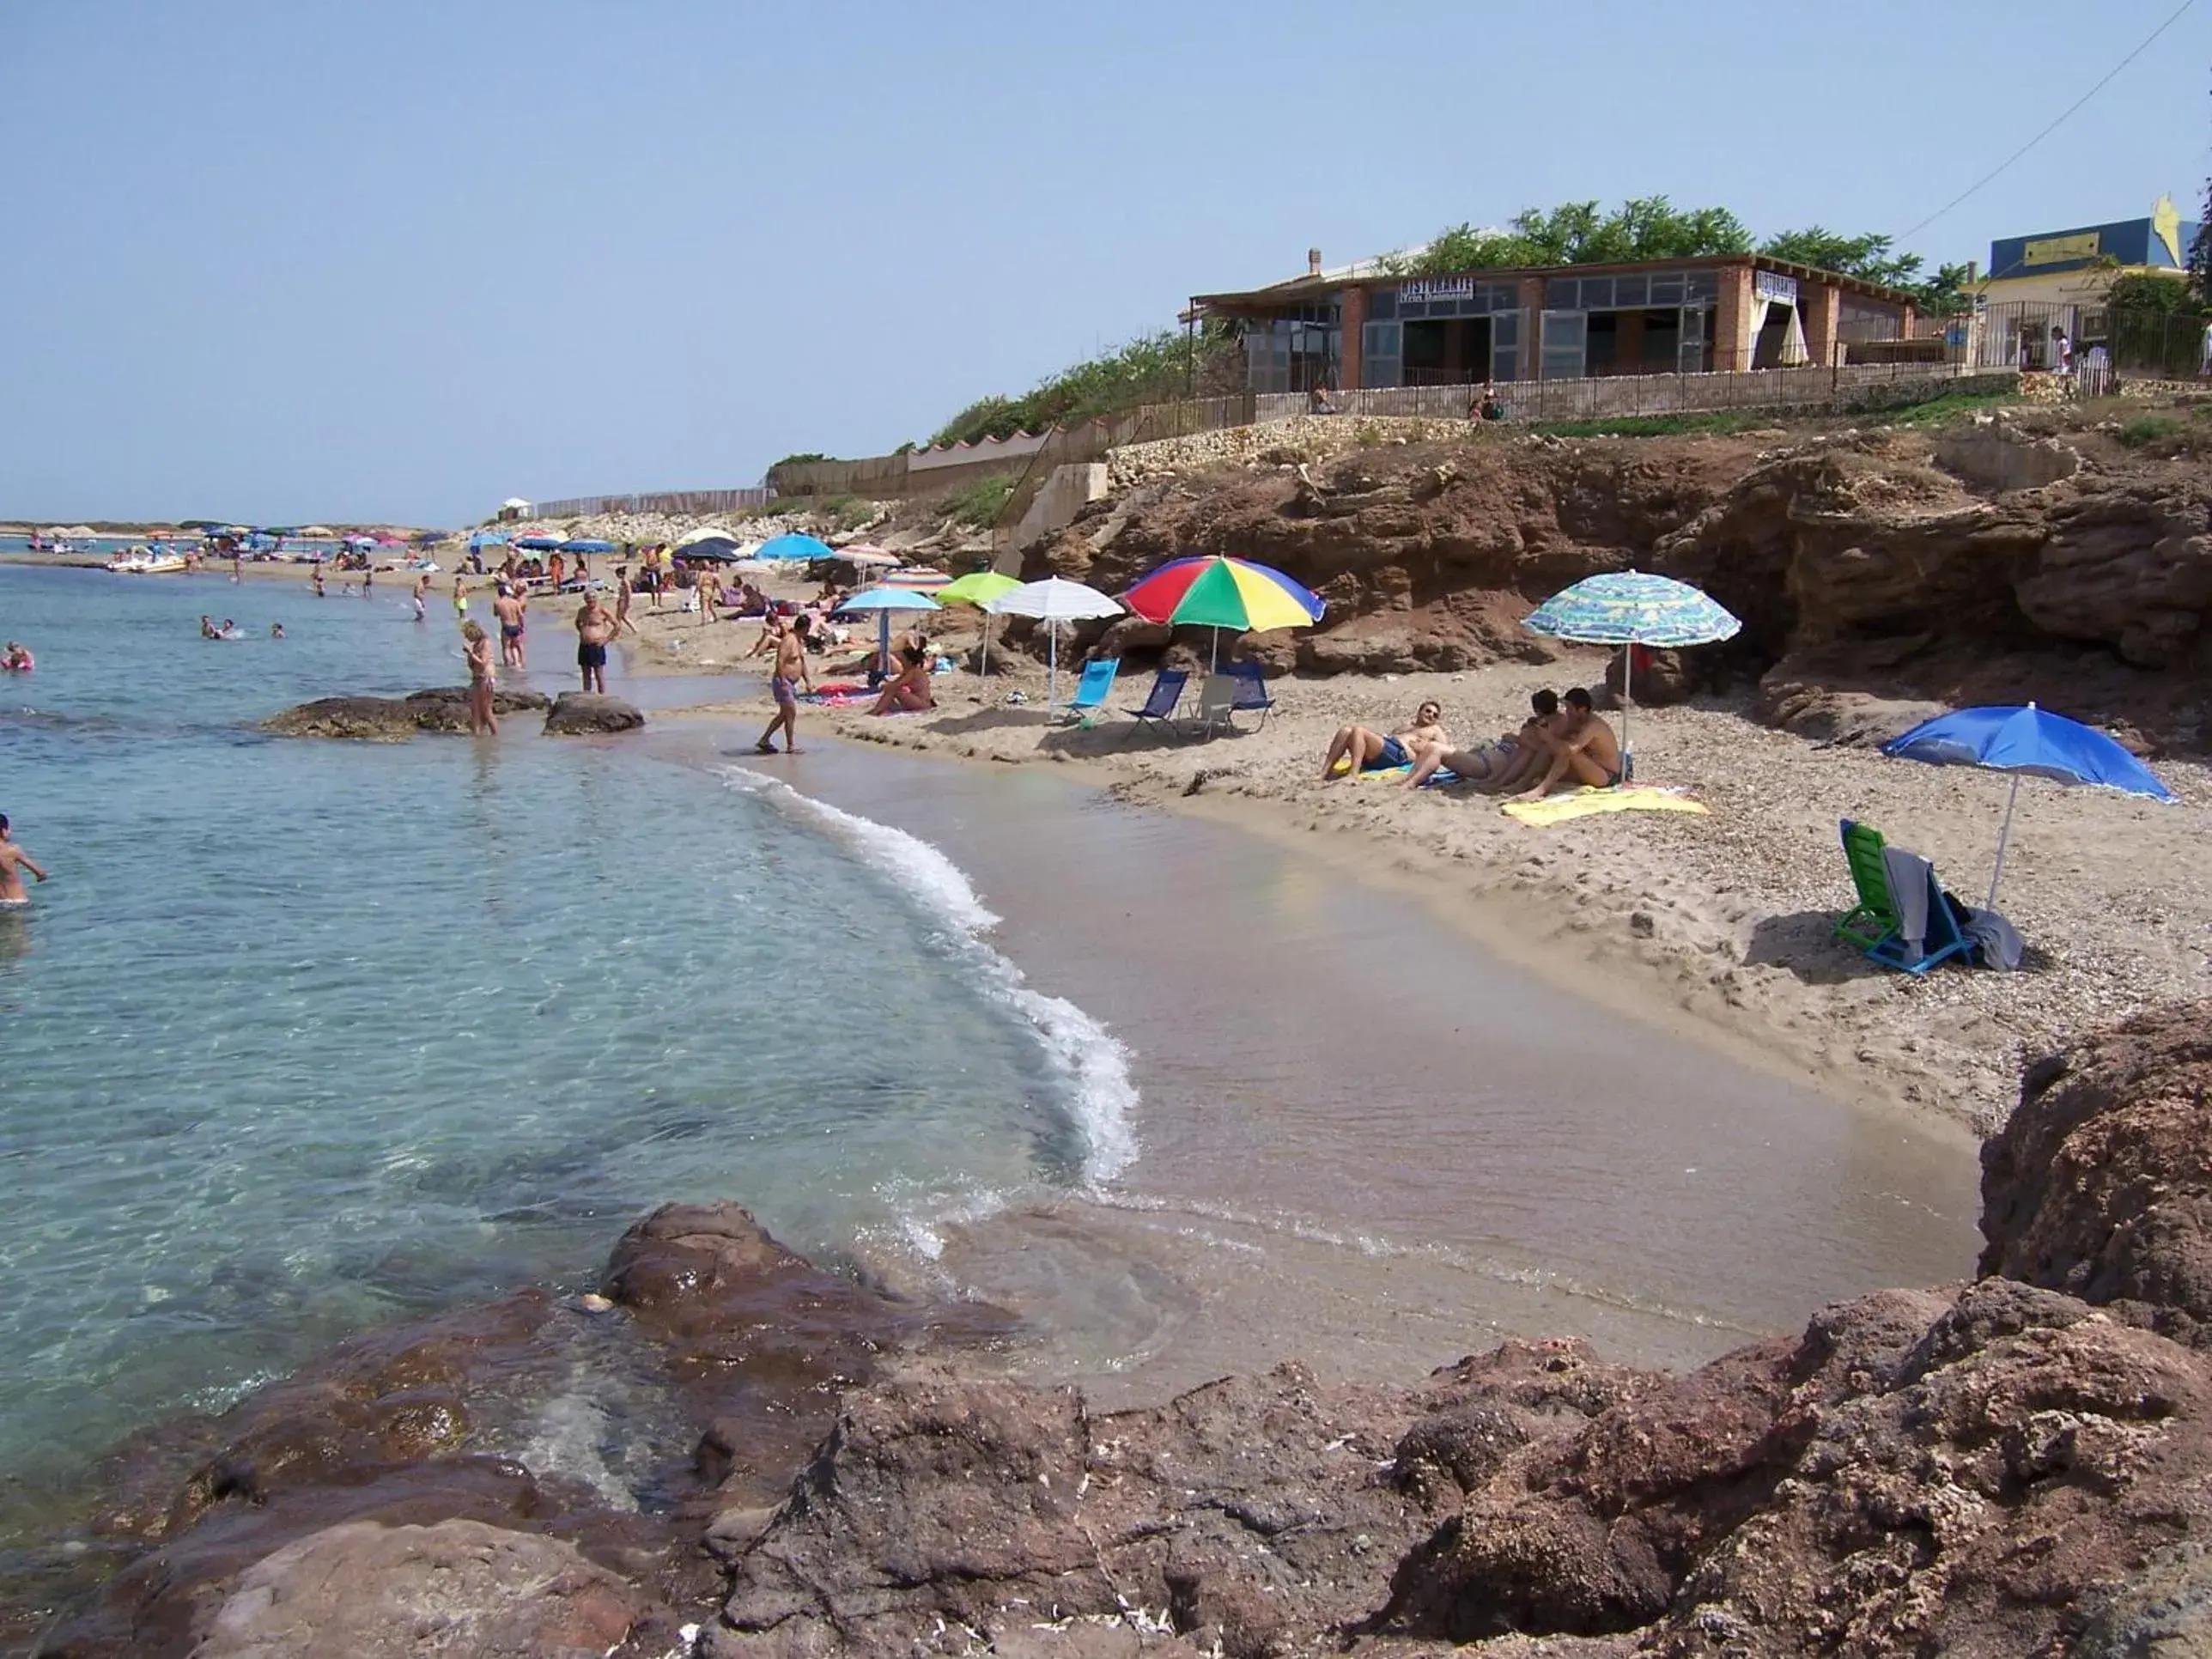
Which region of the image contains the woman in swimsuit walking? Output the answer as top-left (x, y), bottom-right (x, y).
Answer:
top-left (460, 620), bottom-right (499, 736)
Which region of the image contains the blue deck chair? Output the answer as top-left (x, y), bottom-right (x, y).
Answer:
top-left (1062, 658), bottom-right (1120, 720)
top-left (1123, 668), bottom-right (1188, 742)
top-left (1222, 659), bottom-right (1276, 727)
top-left (1862, 848), bottom-right (1974, 976)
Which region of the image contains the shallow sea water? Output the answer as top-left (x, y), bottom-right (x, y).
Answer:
top-left (0, 562), bottom-right (1133, 1497)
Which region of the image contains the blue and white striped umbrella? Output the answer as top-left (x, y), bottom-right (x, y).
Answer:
top-left (1522, 570), bottom-right (1741, 648)
top-left (1522, 570), bottom-right (1740, 774)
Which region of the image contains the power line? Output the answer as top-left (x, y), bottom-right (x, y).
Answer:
top-left (1895, 0), bottom-right (2197, 243)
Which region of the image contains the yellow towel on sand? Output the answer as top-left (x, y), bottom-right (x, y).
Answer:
top-left (1501, 786), bottom-right (1709, 826)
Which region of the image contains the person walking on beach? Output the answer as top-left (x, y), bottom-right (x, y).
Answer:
top-left (460, 620), bottom-right (498, 735)
top-left (311, 565), bottom-right (325, 599)
top-left (362, 566), bottom-right (374, 599)
top-left (753, 615), bottom-right (811, 755)
top-left (0, 814), bottom-right (49, 905)
top-left (574, 592), bottom-right (617, 694)
top-left (614, 567), bottom-right (637, 635)
top-left (493, 582), bottom-right (528, 669)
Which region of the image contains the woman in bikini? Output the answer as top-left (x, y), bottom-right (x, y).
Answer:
top-left (460, 619), bottom-right (498, 736)
top-left (1320, 700), bottom-right (1449, 780)
top-left (868, 646), bottom-right (935, 715)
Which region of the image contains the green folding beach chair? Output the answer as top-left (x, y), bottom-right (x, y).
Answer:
top-left (1832, 818), bottom-right (1896, 951)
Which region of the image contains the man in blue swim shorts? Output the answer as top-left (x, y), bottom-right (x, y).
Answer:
top-left (1320, 699), bottom-right (1449, 781)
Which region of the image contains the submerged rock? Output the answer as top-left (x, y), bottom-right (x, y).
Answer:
top-left (191, 1517), bottom-right (662, 1659)
top-left (263, 688), bottom-right (550, 739)
top-left (543, 692), bottom-right (645, 735)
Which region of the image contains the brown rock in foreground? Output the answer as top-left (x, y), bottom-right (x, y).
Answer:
top-left (35, 1008), bottom-right (2212, 1658)
top-left (1980, 1002), bottom-right (2212, 1349)
top-left (703, 1001), bottom-right (2212, 1658)
top-left (191, 1517), bottom-right (664, 1658)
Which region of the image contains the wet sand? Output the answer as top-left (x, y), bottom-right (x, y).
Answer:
top-left (649, 729), bottom-right (1983, 1400)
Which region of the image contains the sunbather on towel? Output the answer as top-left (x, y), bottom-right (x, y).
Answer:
top-left (1405, 689), bottom-right (1559, 790)
top-left (1514, 687), bottom-right (1622, 799)
top-left (1322, 700), bottom-right (1448, 780)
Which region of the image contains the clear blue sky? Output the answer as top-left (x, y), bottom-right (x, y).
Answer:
top-left (3, 0), bottom-right (2204, 526)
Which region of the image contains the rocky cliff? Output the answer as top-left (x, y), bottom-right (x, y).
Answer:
top-left (1032, 409), bottom-right (2212, 756)
top-left (28, 1004), bottom-right (2212, 1657)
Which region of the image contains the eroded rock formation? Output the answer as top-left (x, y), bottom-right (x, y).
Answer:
top-left (1030, 412), bottom-right (2212, 753)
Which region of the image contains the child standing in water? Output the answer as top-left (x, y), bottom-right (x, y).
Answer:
top-left (453, 574), bottom-right (469, 620)
top-left (460, 620), bottom-right (498, 735)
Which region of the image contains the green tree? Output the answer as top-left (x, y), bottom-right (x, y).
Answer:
top-left (1758, 227), bottom-right (1971, 316)
top-left (1384, 198), bottom-right (1753, 276)
top-left (929, 325), bottom-right (1240, 448)
top-left (2106, 270), bottom-right (2200, 316)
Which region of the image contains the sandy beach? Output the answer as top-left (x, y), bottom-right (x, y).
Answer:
top-left (660, 647), bottom-right (2211, 1139)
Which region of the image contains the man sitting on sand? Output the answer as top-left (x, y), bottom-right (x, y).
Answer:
top-left (1515, 686), bottom-right (1622, 799)
top-left (1405, 689), bottom-right (1559, 791)
top-left (869, 646), bottom-right (935, 715)
top-left (1321, 700), bottom-right (1449, 781)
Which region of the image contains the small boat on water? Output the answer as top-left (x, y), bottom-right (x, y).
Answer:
top-left (106, 545), bottom-right (189, 574)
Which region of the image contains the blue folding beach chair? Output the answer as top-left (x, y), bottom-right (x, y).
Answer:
top-left (1222, 660), bottom-right (1276, 728)
top-left (1122, 668), bottom-right (1188, 743)
top-left (1062, 658), bottom-right (1121, 720)
top-left (1841, 825), bottom-right (1973, 976)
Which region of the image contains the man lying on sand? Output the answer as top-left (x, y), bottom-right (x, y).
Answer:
top-left (1405, 689), bottom-right (1558, 791)
top-left (1321, 700), bottom-right (1449, 780)
top-left (1515, 687), bottom-right (1622, 799)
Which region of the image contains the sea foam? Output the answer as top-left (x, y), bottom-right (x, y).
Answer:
top-left (717, 767), bottom-right (1139, 1184)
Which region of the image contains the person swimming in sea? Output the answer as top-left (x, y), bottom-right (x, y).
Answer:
top-left (2, 641), bottom-right (32, 672)
top-left (0, 813), bottom-right (49, 904)
top-left (270, 623), bottom-right (285, 640)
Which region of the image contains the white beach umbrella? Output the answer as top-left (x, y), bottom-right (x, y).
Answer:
top-left (988, 577), bottom-right (1122, 708)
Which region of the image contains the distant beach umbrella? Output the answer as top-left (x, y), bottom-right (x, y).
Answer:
top-left (881, 568), bottom-right (951, 592)
top-left (560, 538), bottom-right (615, 553)
top-left (755, 533), bottom-right (834, 562)
top-left (989, 577), bottom-right (1122, 708)
top-left (1522, 570), bottom-right (1741, 770)
top-left (675, 525), bottom-right (740, 551)
top-left (835, 585), bottom-right (944, 673)
top-left (1123, 555), bottom-right (1325, 672)
top-left (936, 571), bottom-right (1022, 678)
top-left (515, 534), bottom-right (563, 550)
top-left (1882, 702), bottom-right (2176, 907)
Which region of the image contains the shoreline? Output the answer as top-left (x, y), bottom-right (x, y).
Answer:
top-left (654, 649), bottom-right (2210, 1139)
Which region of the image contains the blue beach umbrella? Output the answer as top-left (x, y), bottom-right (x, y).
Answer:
top-left (1882, 702), bottom-right (2176, 906)
top-left (835, 586), bottom-right (942, 673)
top-left (515, 534), bottom-right (562, 550)
top-left (1522, 570), bottom-right (1741, 769)
top-left (755, 533), bottom-right (834, 562)
top-left (560, 538), bottom-right (615, 554)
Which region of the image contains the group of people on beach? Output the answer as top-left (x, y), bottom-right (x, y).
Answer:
top-left (1321, 685), bottom-right (1623, 799)
top-left (456, 589), bottom-right (623, 736)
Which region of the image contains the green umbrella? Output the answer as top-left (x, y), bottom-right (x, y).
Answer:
top-left (936, 571), bottom-right (1023, 677)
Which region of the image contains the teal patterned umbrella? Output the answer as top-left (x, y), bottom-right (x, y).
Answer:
top-left (1522, 571), bottom-right (1741, 771)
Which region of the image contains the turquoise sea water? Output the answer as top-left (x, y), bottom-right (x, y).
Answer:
top-left (0, 559), bottom-right (1133, 1498)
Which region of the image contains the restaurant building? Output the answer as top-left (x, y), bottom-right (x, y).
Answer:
top-left (1190, 250), bottom-right (1922, 392)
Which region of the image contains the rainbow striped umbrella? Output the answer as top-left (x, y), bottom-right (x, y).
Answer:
top-left (1123, 556), bottom-right (1323, 670)
top-left (882, 567), bottom-right (952, 593)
